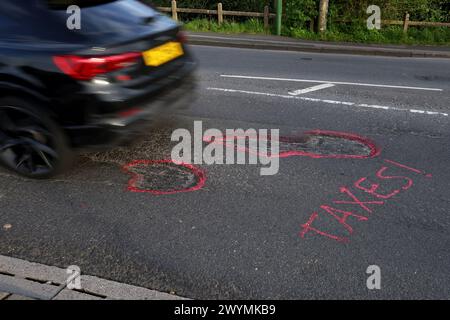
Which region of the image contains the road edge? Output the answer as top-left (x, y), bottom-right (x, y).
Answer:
top-left (187, 33), bottom-right (450, 58)
top-left (0, 255), bottom-right (188, 300)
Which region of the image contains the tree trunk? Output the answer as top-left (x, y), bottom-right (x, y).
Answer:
top-left (318, 0), bottom-right (329, 33)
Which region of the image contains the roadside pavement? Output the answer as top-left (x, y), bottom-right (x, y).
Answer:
top-left (187, 31), bottom-right (450, 58)
top-left (0, 255), bottom-right (187, 300)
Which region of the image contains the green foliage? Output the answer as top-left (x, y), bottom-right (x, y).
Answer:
top-left (184, 18), bottom-right (267, 34)
top-left (147, 0), bottom-right (448, 23)
top-left (147, 0), bottom-right (450, 45)
top-left (285, 24), bottom-right (450, 45)
top-left (285, 0), bottom-right (318, 28)
top-left (326, 0), bottom-right (449, 22)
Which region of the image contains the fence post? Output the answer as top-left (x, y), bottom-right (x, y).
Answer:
top-left (264, 5), bottom-right (269, 31)
top-left (171, 0), bottom-right (178, 21)
top-left (309, 19), bottom-right (315, 32)
top-left (218, 3), bottom-right (223, 25)
top-left (403, 12), bottom-right (410, 34)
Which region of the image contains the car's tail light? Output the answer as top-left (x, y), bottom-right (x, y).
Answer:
top-left (53, 52), bottom-right (141, 81)
top-left (177, 31), bottom-right (188, 43)
top-left (118, 107), bottom-right (143, 118)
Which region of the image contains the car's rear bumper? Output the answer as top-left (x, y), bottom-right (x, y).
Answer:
top-left (65, 73), bottom-right (197, 150)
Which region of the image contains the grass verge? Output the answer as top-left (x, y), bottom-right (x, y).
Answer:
top-left (184, 18), bottom-right (450, 46)
top-left (184, 18), bottom-right (269, 35)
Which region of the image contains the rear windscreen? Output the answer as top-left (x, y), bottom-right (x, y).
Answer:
top-left (0, 0), bottom-right (165, 44)
top-left (46, 0), bottom-right (160, 34)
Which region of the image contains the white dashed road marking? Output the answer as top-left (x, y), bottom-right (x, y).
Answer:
top-left (221, 74), bottom-right (444, 92)
top-left (207, 87), bottom-right (449, 118)
top-left (289, 83), bottom-right (335, 96)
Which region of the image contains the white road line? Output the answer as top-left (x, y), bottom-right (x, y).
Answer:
top-left (289, 83), bottom-right (335, 96)
top-left (207, 87), bottom-right (449, 117)
top-left (220, 75), bottom-right (444, 92)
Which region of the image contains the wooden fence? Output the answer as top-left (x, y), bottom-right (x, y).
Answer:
top-left (336, 12), bottom-right (450, 34)
top-left (157, 1), bottom-right (276, 30)
top-left (159, 1), bottom-right (450, 34)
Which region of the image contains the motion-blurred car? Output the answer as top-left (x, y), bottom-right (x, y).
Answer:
top-left (0, 0), bottom-right (197, 178)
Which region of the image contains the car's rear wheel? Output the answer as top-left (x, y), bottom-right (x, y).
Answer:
top-left (0, 97), bottom-right (73, 179)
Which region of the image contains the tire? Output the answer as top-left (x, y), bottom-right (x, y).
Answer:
top-left (0, 97), bottom-right (74, 179)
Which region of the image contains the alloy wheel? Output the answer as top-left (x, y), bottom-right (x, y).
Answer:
top-left (0, 106), bottom-right (58, 176)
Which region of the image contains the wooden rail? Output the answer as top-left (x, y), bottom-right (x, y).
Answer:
top-left (158, 1), bottom-right (276, 30)
top-left (334, 13), bottom-right (450, 34)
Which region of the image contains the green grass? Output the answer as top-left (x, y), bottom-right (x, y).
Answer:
top-left (184, 18), bottom-right (268, 35)
top-left (184, 18), bottom-right (450, 46)
top-left (287, 25), bottom-right (450, 46)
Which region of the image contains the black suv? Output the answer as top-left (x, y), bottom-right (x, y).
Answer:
top-left (0, 0), bottom-right (197, 178)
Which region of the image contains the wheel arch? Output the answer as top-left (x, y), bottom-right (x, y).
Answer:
top-left (0, 82), bottom-right (56, 118)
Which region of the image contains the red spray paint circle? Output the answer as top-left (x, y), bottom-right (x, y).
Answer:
top-left (203, 130), bottom-right (381, 159)
top-left (123, 160), bottom-right (206, 195)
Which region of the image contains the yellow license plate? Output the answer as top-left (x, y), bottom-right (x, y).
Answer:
top-left (142, 41), bottom-right (184, 67)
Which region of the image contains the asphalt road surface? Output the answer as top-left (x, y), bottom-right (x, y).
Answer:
top-left (1, 45), bottom-right (449, 299)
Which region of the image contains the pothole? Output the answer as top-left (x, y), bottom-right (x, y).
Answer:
top-left (279, 130), bottom-right (378, 158)
top-left (205, 130), bottom-right (379, 159)
top-left (123, 160), bottom-right (206, 195)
